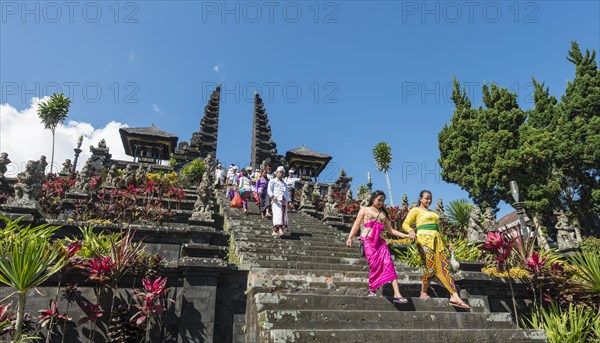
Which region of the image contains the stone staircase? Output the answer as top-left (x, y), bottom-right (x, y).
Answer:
top-left (221, 199), bottom-right (546, 343)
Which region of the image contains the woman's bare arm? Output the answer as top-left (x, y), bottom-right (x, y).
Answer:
top-left (346, 208), bottom-right (365, 247)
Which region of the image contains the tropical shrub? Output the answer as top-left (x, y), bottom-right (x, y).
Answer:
top-left (524, 302), bottom-right (598, 343)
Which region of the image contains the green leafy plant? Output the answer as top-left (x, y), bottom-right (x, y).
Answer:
top-left (570, 251), bottom-right (600, 295)
top-left (373, 142), bottom-right (394, 207)
top-left (180, 159), bottom-right (206, 187)
top-left (524, 302), bottom-right (597, 343)
top-left (391, 244), bottom-right (422, 268)
top-left (580, 236), bottom-right (600, 255)
top-left (445, 199), bottom-right (473, 236)
top-left (0, 232), bottom-right (68, 340)
top-left (449, 236), bottom-right (482, 261)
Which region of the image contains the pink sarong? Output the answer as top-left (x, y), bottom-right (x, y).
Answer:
top-left (361, 220), bottom-right (398, 291)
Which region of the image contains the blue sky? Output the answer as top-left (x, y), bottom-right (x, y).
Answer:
top-left (1, 1), bottom-right (599, 218)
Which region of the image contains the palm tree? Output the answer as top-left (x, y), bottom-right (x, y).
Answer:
top-left (37, 93), bottom-right (71, 173)
top-left (373, 142), bottom-right (394, 207)
top-left (0, 218), bottom-right (66, 340)
top-left (446, 199), bottom-right (473, 235)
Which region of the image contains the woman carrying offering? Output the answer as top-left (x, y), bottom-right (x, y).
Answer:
top-left (346, 190), bottom-right (412, 303)
top-left (402, 190), bottom-right (471, 309)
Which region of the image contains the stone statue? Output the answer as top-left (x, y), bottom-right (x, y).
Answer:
top-left (13, 160), bottom-right (38, 200)
top-left (203, 154), bottom-right (216, 186)
top-left (436, 198), bottom-right (445, 214)
top-left (123, 165), bottom-right (135, 186)
top-left (466, 206), bottom-right (486, 245)
top-left (483, 207), bottom-right (497, 232)
top-left (191, 168), bottom-right (213, 221)
top-left (74, 160), bottom-right (94, 192)
top-left (410, 201), bottom-right (418, 209)
top-left (555, 210), bottom-right (578, 253)
top-left (311, 182), bottom-right (321, 206)
top-left (345, 188), bottom-right (353, 204)
top-left (323, 185), bottom-right (339, 218)
top-left (401, 194), bottom-right (409, 211)
top-left (136, 164), bottom-right (148, 184)
top-left (0, 152), bottom-right (11, 179)
top-left (204, 154), bottom-right (215, 173)
top-left (104, 165), bottom-right (119, 188)
top-left (88, 139), bottom-right (112, 172)
top-left (300, 182), bottom-right (312, 208)
top-left (61, 159), bottom-right (73, 175)
top-left (360, 190), bottom-right (371, 207)
top-left (37, 155), bottom-right (48, 176)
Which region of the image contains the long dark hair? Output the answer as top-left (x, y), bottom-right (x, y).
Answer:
top-left (367, 190), bottom-right (389, 219)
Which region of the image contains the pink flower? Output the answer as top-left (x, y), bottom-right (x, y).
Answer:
top-left (525, 252), bottom-right (548, 275)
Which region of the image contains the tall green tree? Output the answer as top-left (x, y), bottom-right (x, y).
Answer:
top-left (439, 43), bottom-right (600, 232)
top-left (373, 142), bottom-right (394, 206)
top-left (37, 93), bottom-right (71, 174)
top-left (439, 78), bottom-right (525, 210)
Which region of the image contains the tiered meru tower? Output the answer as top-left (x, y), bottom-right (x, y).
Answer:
top-left (250, 92), bottom-right (283, 169)
top-left (171, 85), bottom-right (221, 170)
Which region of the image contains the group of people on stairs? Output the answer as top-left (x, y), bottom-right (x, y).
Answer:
top-left (219, 163), bottom-right (297, 237)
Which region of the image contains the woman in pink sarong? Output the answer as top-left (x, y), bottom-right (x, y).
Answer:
top-left (346, 190), bottom-right (415, 303)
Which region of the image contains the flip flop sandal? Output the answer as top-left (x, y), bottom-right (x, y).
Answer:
top-left (367, 291), bottom-right (377, 297)
top-left (393, 297), bottom-right (408, 304)
top-left (449, 301), bottom-right (472, 309)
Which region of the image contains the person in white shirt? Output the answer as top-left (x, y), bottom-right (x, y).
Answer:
top-left (284, 169), bottom-right (299, 209)
top-left (226, 165), bottom-right (239, 199)
top-left (214, 164), bottom-right (225, 189)
top-left (268, 166), bottom-right (290, 236)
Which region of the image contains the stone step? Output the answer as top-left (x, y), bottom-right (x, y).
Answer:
top-left (247, 267), bottom-right (422, 282)
top-left (230, 233), bottom-right (351, 248)
top-left (230, 229), bottom-right (345, 241)
top-left (260, 328), bottom-right (546, 343)
top-left (230, 225), bottom-right (343, 236)
top-left (257, 310), bottom-right (515, 330)
top-left (248, 259), bottom-right (369, 271)
top-left (239, 252), bottom-right (364, 266)
top-left (253, 293), bottom-right (487, 313)
top-left (181, 243), bottom-right (228, 258)
top-left (236, 246), bottom-right (365, 259)
top-left (233, 241), bottom-right (357, 256)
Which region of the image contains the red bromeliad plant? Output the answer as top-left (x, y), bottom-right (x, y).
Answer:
top-left (0, 303), bottom-right (14, 336)
top-left (85, 256), bottom-right (116, 283)
top-left (38, 300), bottom-right (71, 329)
top-left (132, 277), bottom-right (173, 342)
top-left (40, 176), bottom-right (76, 216)
top-left (483, 231), bottom-right (521, 327)
top-left (483, 232), bottom-right (516, 271)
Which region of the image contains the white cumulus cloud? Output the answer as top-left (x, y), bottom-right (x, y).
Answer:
top-left (0, 98), bottom-right (130, 176)
top-left (213, 64), bottom-right (222, 73)
top-left (152, 104), bottom-right (160, 113)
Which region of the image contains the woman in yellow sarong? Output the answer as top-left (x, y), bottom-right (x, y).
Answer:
top-left (402, 190), bottom-right (471, 309)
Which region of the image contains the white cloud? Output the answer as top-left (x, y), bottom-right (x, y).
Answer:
top-left (213, 64), bottom-right (222, 73)
top-left (0, 98), bottom-right (130, 176)
top-left (152, 104), bottom-right (160, 113)
top-left (128, 51), bottom-right (137, 64)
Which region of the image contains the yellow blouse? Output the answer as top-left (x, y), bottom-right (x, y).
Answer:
top-left (401, 207), bottom-right (440, 232)
top-left (402, 207), bottom-right (446, 250)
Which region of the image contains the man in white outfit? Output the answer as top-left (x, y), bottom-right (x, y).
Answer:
top-left (267, 166), bottom-right (290, 237)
